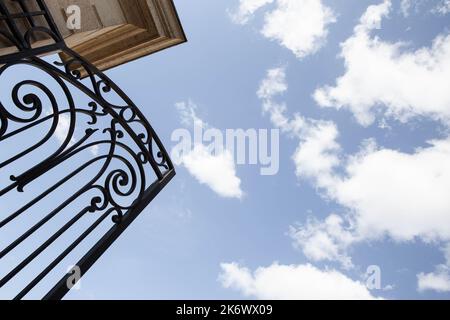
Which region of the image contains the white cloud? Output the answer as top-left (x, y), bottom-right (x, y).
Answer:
top-left (290, 137), bottom-right (450, 279)
top-left (400, 0), bottom-right (448, 17)
top-left (90, 144), bottom-right (99, 156)
top-left (416, 244), bottom-right (450, 293)
top-left (314, 0), bottom-right (450, 126)
top-left (333, 139), bottom-right (450, 242)
top-left (54, 114), bottom-right (75, 146)
top-left (257, 67), bottom-right (297, 133)
top-left (173, 101), bottom-right (244, 199)
top-left (175, 100), bottom-right (205, 128)
top-left (399, 0), bottom-right (427, 17)
top-left (52, 112), bottom-right (98, 156)
top-left (230, 0), bottom-right (337, 58)
top-left (418, 266), bottom-right (450, 292)
top-left (289, 2), bottom-right (450, 266)
top-left (290, 214), bottom-right (355, 269)
top-left (255, 5), bottom-right (450, 292)
top-left (292, 120), bottom-right (340, 189)
top-left (256, 67), bottom-right (347, 270)
top-left (258, 66), bottom-right (450, 285)
top-left (291, 137), bottom-right (450, 260)
top-left (257, 67), bottom-right (288, 101)
top-left (358, 0), bottom-right (392, 31)
top-left (181, 144), bottom-right (243, 199)
top-left (400, 0), bottom-right (412, 17)
top-left (219, 262), bottom-right (380, 300)
top-left (285, 94), bottom-right (450, 282)
top-left (432, 0), bottom-right (450, 15)
top-left (262, 0), bottom-right (337, 58)
top-left (258, 67), bottom-right (341, 189)
top-left (229, 0), bottom-right (274, 24)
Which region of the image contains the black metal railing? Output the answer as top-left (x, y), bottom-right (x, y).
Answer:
top-left (0, 0), bottom-right (175, 300)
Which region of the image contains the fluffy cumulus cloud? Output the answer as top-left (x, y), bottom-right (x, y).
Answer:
top-left (290, 135), bottom-right (450, 266)
top-left (261, 0), bottom-right (337, 58)
top-left (173, 101), bottom-right (243, 199)
top-left (290, 139), bottom-right (450, 275)
top-left (258, 63), bottom-right (450, 290)
top-left (219, 262), bottom-right (379, 300)
top-left (290, 121), bottom-right (450, 296)
top-left (417, 245), bottom-right (450, 292)
top-left (230, 0), bottom-right (337, 58)
top-left (181, 145), bottom-right (243, 199)
top-left (292, 123), bottom-right (450, 294)
top-left (418, 266), bottom-right (450, 293)
top-left (331, 139), bottom-right (450, 242)
top-left (298, 2), bottom-right (450, 293)
top-left (290, 214), bottom-right (356, 269)
top-left (314, 0), bottom-right (450, 126)
top-left (239, 1), bottom-right (450, 295)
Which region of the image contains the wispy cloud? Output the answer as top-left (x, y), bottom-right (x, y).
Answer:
top-left (229, 0), bottom-right (273, 24)
top-left (432, 0), bottom-right (450, 15)
top-left (314, 0), bottom-right (450, 126)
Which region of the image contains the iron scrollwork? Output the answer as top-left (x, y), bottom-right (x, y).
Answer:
top-left (0, 0), bottom-right (175, 300)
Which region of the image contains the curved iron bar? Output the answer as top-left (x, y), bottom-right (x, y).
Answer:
top-left (0, 0), bottom-right (175, 300)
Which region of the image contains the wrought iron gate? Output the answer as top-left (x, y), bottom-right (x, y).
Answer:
top-left (0, 0), bottom-right (175, 299)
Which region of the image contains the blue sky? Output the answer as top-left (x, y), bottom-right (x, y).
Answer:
top-left (2, 0), bottom-right (450, 299)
